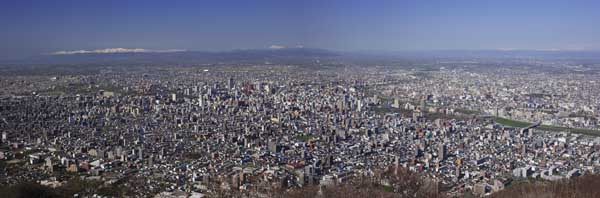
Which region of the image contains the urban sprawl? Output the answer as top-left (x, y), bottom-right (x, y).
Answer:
top-left (1, 62), bottom-right (600, 197)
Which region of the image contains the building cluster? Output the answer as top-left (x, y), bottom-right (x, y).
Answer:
top-left (383, 68), bottom-right (600, 130)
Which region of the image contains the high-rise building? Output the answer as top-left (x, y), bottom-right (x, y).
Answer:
top-left (438, 144), bottom-right (447, 161)
top-left (228, 77), bottom-right (234, 89)
top-left (268, 139), bottom-right (279, 153)
top-left (138, 146), bottom-right (144, 160)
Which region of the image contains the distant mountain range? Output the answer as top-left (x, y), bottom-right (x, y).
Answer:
top-left (1, 48), bottom-right (339, 66)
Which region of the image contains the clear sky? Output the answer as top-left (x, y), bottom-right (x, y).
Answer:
top-left (1, 0), bottom-right (599, 59)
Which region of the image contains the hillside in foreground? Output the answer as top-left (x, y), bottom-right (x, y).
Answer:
top-left (1, 170), bottom-right (598, 198)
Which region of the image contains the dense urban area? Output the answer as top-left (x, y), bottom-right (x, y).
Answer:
top-left (1, 52), bottom-right (600, 198)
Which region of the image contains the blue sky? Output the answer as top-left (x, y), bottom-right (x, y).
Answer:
top-left (1, 0), bottom-right (599, 59)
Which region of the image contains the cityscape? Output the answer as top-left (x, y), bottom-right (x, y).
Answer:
top-left (1, 1), bottom-right (600, 198)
